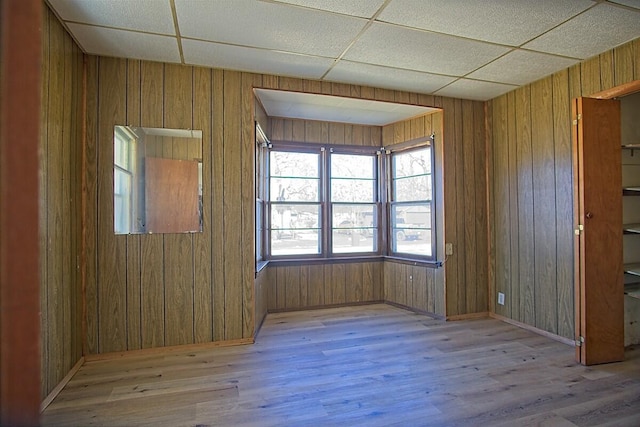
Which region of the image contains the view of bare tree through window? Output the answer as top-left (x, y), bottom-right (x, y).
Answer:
top-left (266, 142), bottom-right (433, 259)
top-left (330, 153), bottom-right (377, 254)
top-left (391, 147), bottom-right (432, 256)
top-left (269, 151), bottom-right (321, 256)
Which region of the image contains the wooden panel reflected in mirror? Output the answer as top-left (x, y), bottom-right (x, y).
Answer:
top-left (114, 126), bottom-right (203, 234)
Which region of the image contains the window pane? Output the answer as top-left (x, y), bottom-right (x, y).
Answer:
top-left (392, 147), bottom-right (430, 178)
top-left (114, 130), bottom-right (130, 169)
top-left (331, 178), bottom-right (374, 202)
top-left (390, 203), bottom-right (432, 256)
top-left (114, 169), bottom-right (131, 234)
top-left (394, 175), bottom-right (431, 201)
top-left (332, 204), bottom-right (377, 253)
top-left (331, 154), bottom-right (374, 178)
top-left (331, 153), bottom-right (376, 202)
top-left (270, 204), bottom-right (320, 256)
top-left (270, 177), bottom-right (319, 202)
top-left (270, 151), bottom-right (318, 178)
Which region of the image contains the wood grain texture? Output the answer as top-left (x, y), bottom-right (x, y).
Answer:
top-left (163, 64), bottom-right (195, 347)
top-left (223, 71), bottom-right (244, 340)
top-left (576, 97), bottom-right (624, 365)
top-left (552, 69), bottom-right (575, 340)
top-left (139, 61), bottom-right (165, 349)
top-left (491, 95), bottom-right (510, 319)
top-left (531, 78), bottom-right (558, 334)
top-left (97, 57), bottom-right (128, 354)
top-left (125, 59), bottom-right (142, 351)
top-left (41, 305), bottom-right (640, 427)
top-left (515, 86), bottom-right (535, 327)
top-left (193, 67), bottom-right (213, 344)
top-left (488, 38), bottom-right (640, 341)
top-left (38, 5), bottom-right (84, 400)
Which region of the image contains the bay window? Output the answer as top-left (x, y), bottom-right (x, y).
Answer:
top-left (261, 136), bottom-right (435, 262)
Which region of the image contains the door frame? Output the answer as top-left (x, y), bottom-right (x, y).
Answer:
top-left (573, 79), bottom-right (640, 365)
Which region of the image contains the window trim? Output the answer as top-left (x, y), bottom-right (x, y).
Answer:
top-left (385, 135), bottom-right (436, 261)
top-left (258, 135), bottom-right (437, 264)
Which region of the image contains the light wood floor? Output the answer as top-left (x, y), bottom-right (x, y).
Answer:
top-left (42, 304), bottom-right (640, 426)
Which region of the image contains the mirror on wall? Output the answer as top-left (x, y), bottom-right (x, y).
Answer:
top-left (114, 126), bottom-right (203, 235)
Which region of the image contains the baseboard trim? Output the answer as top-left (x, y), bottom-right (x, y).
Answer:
top-left (41, 356), bottom-right (85, 412)
top-left (490, 313), bottom-right (575, 347)
top-left (446, 311), bottom-right (490, 321)
top-left (84, 337), bottom-right (254, 362)
top-left (267, 300), bottom-right (385, 314)
top-left (384, 301), bottom-right (445, 320)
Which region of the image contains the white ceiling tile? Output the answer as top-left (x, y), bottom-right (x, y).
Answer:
top-left (47, 0), bottom-right (175, 35)
top-left (255, 89), bottom-right (437, 125)
top-left (610, 0), bottom-right (640, 10)
top-left (182, 39), bottom-right (333, 80)
top-left (325, 61), bottom-right (455, 94)
top-left (343, 22), bottom-right (510, 76)
top-left (270, 0), bottom-right (386, 18)
top-left (378, 0), bottom-right (593, 46)
top-left (67, 23), bottom-right (180, 63)
top-left (434, 79), bottom-right (517, 101)
top-left (468, 50), bottom-right (579, 85)
top-left (523, 3), bottom-right (640, 59)
top-left (175, 0), bottom-right (367, 57)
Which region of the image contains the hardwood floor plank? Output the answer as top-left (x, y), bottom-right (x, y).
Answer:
top-left (42, 305), bottom-right (640, 426)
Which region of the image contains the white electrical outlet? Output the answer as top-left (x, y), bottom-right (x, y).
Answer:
top-left (498, 292), bottom-right (505, 305)
top-left (445, 243), bottom-right (453, 256)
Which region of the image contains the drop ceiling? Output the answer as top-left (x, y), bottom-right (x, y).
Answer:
top-left (47, 0), bottom-right (640, 122)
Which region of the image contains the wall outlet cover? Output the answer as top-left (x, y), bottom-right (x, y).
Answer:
top-left (498, 292), bottom-right (505, 305)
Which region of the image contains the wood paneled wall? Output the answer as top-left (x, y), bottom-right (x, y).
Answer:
top-left (86, 60), bottom-right (493, 353)
top-left (268, 262), bottom-right (383, 311)
top-left (85, 60), bottom-right (258, 354)
top-left (488, 38), bottom-right (640, 340)
top-left (269, 116), bottom-right (382, 146)
top-left (382, 104), bottom-right (488, 318)
top-left (39, 4), bottom-right (84, 398)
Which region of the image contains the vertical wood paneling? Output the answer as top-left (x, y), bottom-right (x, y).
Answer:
top-left (474, 102), bottom-right (488, 313)
top-left (193, 67), bottom-right (213, 343)
top-left (531, 78), bottom-right (557, 334)
top-left (139, 62), bottom-right (165, 349)
top-left (453, 99), bottom-right (467, 316)
top-left (163, 64), bottom-right (195, 346)
top-left (306, 265), bottom-right (322, 307)
top-left (581, 56), bottom-right (602, 96)
top-left (242, 73), bottom-right (256, 339)
top-left (614, 44), bottom-right (634, 87)
top-left (125, 59), bottom-right (142, 351)
top-left (552, 69), bottom-right (574, 339)
top-left (515, 86), bottom-right (535, 326)
top-left (441, 98), bottom-right (459, 315)
top-left (85, 55), bottom-right (99, 356)
top-left (331, 264), bottom-right (346, 305)
top-left (489, 39), bottom-right (640, 340)
top-left (223, 71), bottom-right (244, 340)
top-left (462, 100), bottom-right (476, 314)
top-left (599, 51), bottom-right (615, 92)
top-left (212, 69), bottom-right (225, 341)
top-left (39, 4), bottom-right (84, 399)
top-left (285, 266), bottom-right (301, 309)
top-left (492, 95), bottom-right (510, 318)
top-left (97, 57), bottom-right (128, 353)
top-left (46, 11), bottom-right (65, 388)
top-left (506, 91), bottom-right (518, 321)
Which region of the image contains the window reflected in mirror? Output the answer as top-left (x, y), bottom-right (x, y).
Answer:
top-left (113, 126), bottom-right (203, 235)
